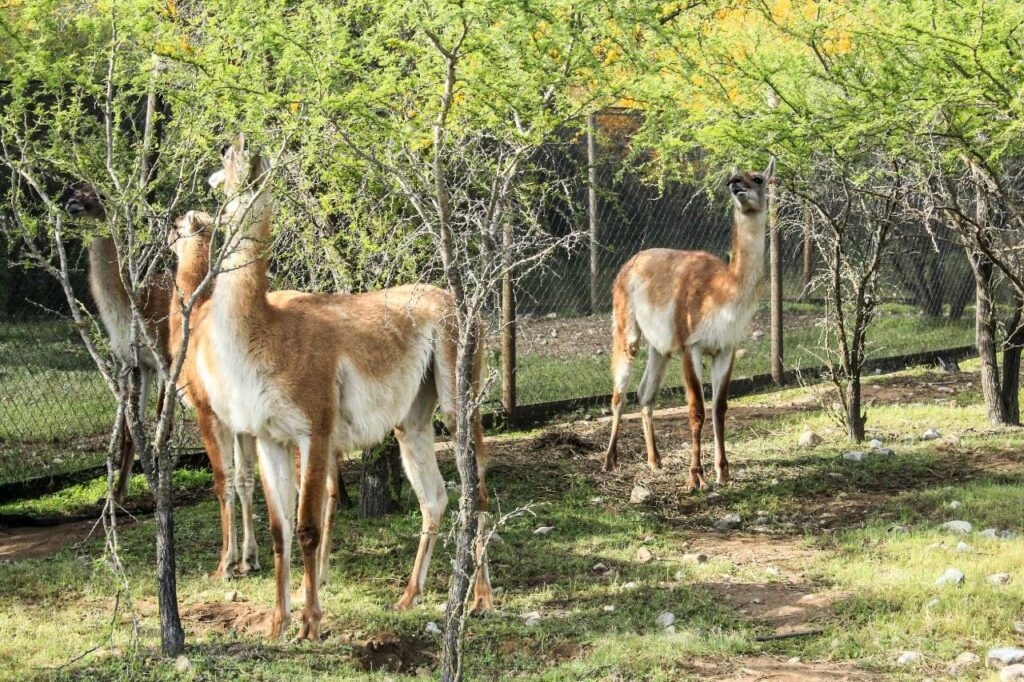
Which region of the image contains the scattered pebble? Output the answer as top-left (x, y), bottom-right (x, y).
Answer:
top-left (663, 624), bottom-right (676, 634)
top-left (874, 447), bottom-right (894, 457)
top-left (949, 651), bottom-right (980, 676)
top-left (754, 516), bottom-right (771, 525)
top-left (445, 480), bottom-right (458, 490)
top-left (955, 541), bottom-right (971, 552)
top-left (622, 581), bottom-right (638, 590)
top-left (798, 430), bottom-right (822, 448)
top-left (842, 451), bottom-right (867, 462)
top-left (868, 438), bottom-right (883, 449)
top-left (630, 485), bottom-right (653, 505)
top-left (888, 525), bottom-right (909, 534)
top-left (522, 611), bottom-right (542, 627)
top-left (715, 514), bottom-right (742, 531)
top-left (896, 651), bottom-right (923, 666)
top-left (590, 496), bottom-right (604, 504)
top-left (224, 590), bottom-right (243, 602)
top-left (935, 567), bottom-right (965, 587)
top-left (1001, 664), bottom-right (1024, 682)
top-left (922, 428), bottom-right (942, 440)
top-left (683, 552), bottom-right (708, 564)
top-left (602, 605), bottom-right (615, 612)
top-left (1001, 530), bottom-right (1017, 540)
top-left (751, 330), bottom-right (764, 341)
top-left (988, 648), bottom-right (1024, 668)
top-left (655, 611), bottom-right (675, 627)
top-left (941, 520), bottom-right (973, 534)
top-left (987, 573), bottom-right (1012, 586)
top-left (592, 562), bottom-right (609, 573)
top-left (533, 526), bottom-right (555, 536)
top-left (980, 528), bottom-right (999, 539)
top-left (770, 478), bottom-right (780, 486)
top-left (636, 547), bottom-right (654, 563)
top-left (424, 622), bottom-right (442, 635)
top-left (949, 500), bottom-right (962, 510)
top-left (707, 491), bottom-right (721, 500)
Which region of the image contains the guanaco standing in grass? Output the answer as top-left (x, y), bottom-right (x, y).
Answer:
top-left (201, 135), bottom-right (492, 640)
top-left (65, 185), bottom-right (172, 502)
top-left (603, 159), bottom-right (775, 491)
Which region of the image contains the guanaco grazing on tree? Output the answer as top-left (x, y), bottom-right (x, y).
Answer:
top-left (65, 185), bottom-right (172, 503)
top-left (201, 135), bottom-right (492, 641)
top-left (603, 158), bottom-right (775, 491)
top-left (167, 210), bottom-right (343, 586)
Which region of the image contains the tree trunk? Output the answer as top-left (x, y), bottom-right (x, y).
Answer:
top-left (155, 474), bottom-right (184, 656)
top-left (947, 273), bottom-right (972, 320)
top-left (801, 203), bottom-right (813, 298)
top-left (969, 251), bottom-right (1007, 425)
top-left (1000, 295), bottom-right (1023, 425)
top-left (846, 375), bottom-right (865, 442)
top-left (769, 178), bottom-right (783, 384)
top-left (440, 331), bottom-right (481, 682)
top-left (358, 436), bottom-right (402, 518)
top-left (501, 221), bottom-right (517, 419)
top-left (587, 113), bottom-right (599, 316)
top-left (336, 471), bottom-right (353, 510)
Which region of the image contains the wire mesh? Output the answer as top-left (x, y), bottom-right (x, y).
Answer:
top-left (0, 108), bottom-right (985, 487)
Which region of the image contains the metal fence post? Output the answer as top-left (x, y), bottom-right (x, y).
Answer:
top-left (769, 176), bottom-right (784, 385)
top-left (587, 113), bottom-right (599, 316)
top-left (501, 220), bottom-right (517, 420)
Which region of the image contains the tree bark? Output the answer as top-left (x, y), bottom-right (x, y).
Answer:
top-left (846, 373), bottom-right (865, 442)
top-left (769, 178), bottom-right (784, 384)
top-left (440, 330), bottom-right (481, 682)
top-left (587, 113), bottom-right (599, 316)
top-left (1000, 295), bottom-right (1023, 425)
top-left (155, 483), bottom-right (184, 656)
top-left (358, 436), bottom-right (402, 518)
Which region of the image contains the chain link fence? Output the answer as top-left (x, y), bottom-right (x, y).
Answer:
top-left (0, 108), bottom-right (982, 487)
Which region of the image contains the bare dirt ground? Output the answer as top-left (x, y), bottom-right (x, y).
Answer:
top-left (0, 518), bottom-right (104, 561)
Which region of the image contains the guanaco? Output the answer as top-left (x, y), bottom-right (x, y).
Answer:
top-left (65, 185), bottom-right (172, 502)
top-left (603, 159), bottom-right (775, 491)
top-left (201, 135), bottom-right (492, 640)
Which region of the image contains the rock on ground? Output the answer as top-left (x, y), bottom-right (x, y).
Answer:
top-left (935, 567), bottom-right (965, 587)
top-left (424, 622), bottom-right (442, 635)
top-left (533, 526), bottom-right (555, 535)
top-left (949, 651), bottom-right (981, 676)
top-left (842, 451), bottom-right (868, 462)
top-left (922, 428), bottom-right (942, 440)
top-left (941, 520), bottom-right (973, 534)
top-left (896, 651), bottom-right (923, 666)
top-left (630, 485), bottom-right (653, 505)
top-left (1001, 664), bottom-right (1024, 681)
top-left (715, 514), bottom-right (742, 531)
top-left (636, 547), bottom-right (654, 563)
top-left (655, 611), bottom-right (675, 627)
top-left (988, 648), bottom-right (1024, 668)
top-left (987, 573), bottom-right (1012, 586)
top-left (798, 430), bottom-right (822, 448)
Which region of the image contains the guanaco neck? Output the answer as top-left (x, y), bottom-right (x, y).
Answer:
top-left (170, 232), bottom-right (214, 352)
top-left (88, 235), bottom-right (131, 325)
top-left (727, 207), bottom-right (768, 301)
top-left (210, 190), bottom-right (272, 337)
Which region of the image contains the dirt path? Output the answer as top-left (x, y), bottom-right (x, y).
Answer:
top-left (0, 518), bottom-right (104, 560)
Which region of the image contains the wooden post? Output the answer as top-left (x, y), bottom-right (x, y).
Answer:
top-left (769, 176), bottom-right (784, 385)
top-left (587, 113), bottom-right (599, 315)
top-left (501, 220), bottom-right (516, 419)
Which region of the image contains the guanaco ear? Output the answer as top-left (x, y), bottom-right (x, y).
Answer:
top-left (764, 156), bottom-right (776, 181)
top-left (208, 169), bottom-right (226, 189)
top-left (730, 165), bottom-right (739, 178)
top-left (231, 132), bottom-right (246, 154)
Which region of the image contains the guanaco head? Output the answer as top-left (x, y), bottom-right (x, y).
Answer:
top-left (208, 133), bottom-right (270, 197)
top-left (168, 210), bottom-right (214, 261)
top-left (64, 183), bottom-right (106, 220)
top-left (726, 157), bottom-right (775, 215)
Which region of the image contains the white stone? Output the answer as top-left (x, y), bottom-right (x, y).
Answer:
top-left (1001, 530), bottom-right (1017, 540)
top-left (956, 542), bottom-right (971, 552)
top-left (842, 451), bottom-right (868, 461)
top-left (941, 520), bottom-right (973, 534)
top-left (590, 496), bottom-right (604, 504)
top-left (592, 562), bottom-right (609, 573)
top-left (622, 581), bottom-right (638, 590)
top-left (522, 611), bottom-right (542, 627)
top-left (655, 611), bottom-right (675, 627)
top-left (868, 438), bottom-right (884, 449)
top-left (533, 526), bottom-right (555, 535)
top-left (949, 500), bottom-right (962, 509)
top-left (424, 622), bottom-right (442, 635)
top-left (896, 651), bottom-right (923, 666)
top-left (715, 514), bottom-right (742, 531)
top-left (630, 485), bottom-right (653, 504)
top-left (980, 528), bottom-right (1000, 539)
top-left (754, 516), bottom-right (771, 525)
top-left (788, 656), bottom-right (801, 664)
top-left (950, 651), bottom-right (980, 674)
top-left (922, 428), bottom-right (942, 440)
top-left (663, 625), bottom-right (676, 634)
top-left (798, 430), bottom-right (822, 448)
top-left (1001, 664), bottom-right (1024, 682)
top-left (174, 656), bottom-right (191, 673)
top-left (935, 567), bottom-right (965, 587)
top-left (683, 553), bottom-right (708, 564)
top-left (224, 590), bottom-right (242, 602)
top-left (874, 447), bottom-right (895, 456)
top-left (602, 605), bottom-right (615, 612)
top-left (636, 547), bottom-right (654, 563)
top-left (988, 648), bottom-right (1024, 668)
top-left (751, 330), bottom-right (765, 341)
top-left (446, 480), bottom-right (458, 490)
top-left (987, 573), bottom-right (1012, 586)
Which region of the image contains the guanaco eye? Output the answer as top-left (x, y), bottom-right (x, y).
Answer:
top-left (220, 143), bottom-right (231, 156)
top-left (753, 176), bottom-right (763, 184)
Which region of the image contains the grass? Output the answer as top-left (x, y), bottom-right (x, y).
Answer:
top-left (0, 360), bottom-right (1020, 679)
